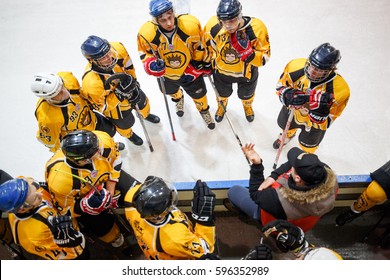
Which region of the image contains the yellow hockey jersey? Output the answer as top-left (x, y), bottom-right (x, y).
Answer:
top-left (8, 188), bottom-right (85, 260)
top-left (276, 58), bottom-right (350, 130)
top-left (137, 14), bottom-right (206, 80)
top-left (35, 72), bottom-right (95, 152)
top-left (124, 184), bottom-right (215, 260)
top-left (203, 16), bottom-right (270, 79)
top-left (81, 42), bottom-right (137, 118)
top-left (45, 131), bottom-right (121, 215)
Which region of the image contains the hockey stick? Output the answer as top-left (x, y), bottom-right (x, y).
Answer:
top-left (54, 169), bottom-right (134, 235)
top-left (207, 75), bottom-right (251, 166)
top-left (135, 104), bottom-right (154, 152)
top-left (273, 108), bottom-right (295, 169)
top-left (137, 33), bottom-right (177, 141)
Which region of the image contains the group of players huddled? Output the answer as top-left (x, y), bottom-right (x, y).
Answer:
top-left (0, 0), bottom-right (388, 260)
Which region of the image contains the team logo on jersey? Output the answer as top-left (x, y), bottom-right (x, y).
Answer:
top-left (75, 104), bottom-right (80, 111)
top-left (221, 45), bottom-right (240, 64)
top-left (164, 51), bottom-right (187, 69)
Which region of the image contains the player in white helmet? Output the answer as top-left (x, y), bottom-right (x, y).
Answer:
top-left (32, 71), bottom-right (117, 152)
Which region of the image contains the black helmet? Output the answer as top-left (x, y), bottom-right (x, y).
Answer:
top-left (61, 130), bottom-right (99, 163)
top-left (304, 43), bottom-right (341, 82)
top-left (216, 0), bottom-right (242, 21)
top-left (132, 176), bottom-right (178, 221)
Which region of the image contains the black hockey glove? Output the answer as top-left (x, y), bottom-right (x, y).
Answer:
top-left (278, 87), bottom-right (309, 107)
top-left (243, 244), bottom-right (273, 260)
top-left (48, 214), bottom-right (84, 248)
top-left (191, 180), bottom-right (216, 226)
top-left (105, 73), bottom-right (140, 103)
top-left (262, 220), bottom-right (306, 253)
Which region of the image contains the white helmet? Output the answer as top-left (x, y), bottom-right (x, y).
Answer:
top-left (304, 247), bottom-right (343, 260)
top-left (31, 72), bottom-right (63, 101)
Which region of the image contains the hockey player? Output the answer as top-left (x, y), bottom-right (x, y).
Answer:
top-left (203, 0), bottom-right (270, 122)
top-left (226, 144), bottom-right (338, 232)
top-left (137, 0), bottom-right (215, 130)
top-left (273, 42), bottom-right (350, 153)
top-left (336, 160), bottom-right (390, 226)
top-left (244, 220), bottom-right (342, 260)
top-left (32, 72), bottom-right (117, 152)
top-left (81, 35), bottom-right (160, 146)
top-left (0, 170), bottom-right (17, 257)
top-left (124, 177), bottom-right (217, 259)
top-left (0, 177), bottom-right (88, 259)
top-left (45, 130), bottom-right (139, 247)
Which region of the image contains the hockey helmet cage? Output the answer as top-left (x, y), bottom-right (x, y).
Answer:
top-left (149, 0), bottom-right (174, 18)
top-left (0, 178), bottom-right (29, 213)
top-left (217, 0), bottom-right (242, 21)
top-left (61, 130), bottom-right (99, 162)
top-left (304, 43), bottom-right (341, 82)
top-left (31, 72), bottom-right (63, 101)
top-left (132, 176), bottom-right (178, 220)
top-left (81, 35), bottom-right (118, 71)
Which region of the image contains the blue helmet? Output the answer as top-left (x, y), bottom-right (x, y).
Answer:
top-left (216, 0), bottom-right (242, 21)
top-left (149, 0), bottom-right (173, 17)
top-left (81, 35), bottom-right (118, 70)
top-left (0, 178), bottom-right (29, 213)
top-left (304, 43), bottom-right (341, 82)
top-left (308, 43), bottom-right (341, 70)
top-left (81, 35), bottom-right (110, 60)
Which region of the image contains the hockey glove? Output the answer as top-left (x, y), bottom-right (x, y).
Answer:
top-left (105, 73), bottom-right (140, 103)
top-left (191, 60), bottom-right (213, 76)
top-left (48, 214), bottom-right (84, 247)
top-left (80, 187), bottom-right (112, 215)
top-left (308, 89), bottom-right (334, 110)
top-left (307, 89), bottom-right (334, 124)
top-left (191, 180), bottom-right (216, 226)
top-left (278, 87), bottom-right (309, 107)
top-left (262, 220), bottom-right (306, 253)
top-left (243, 244), bottom-right (273, 260)
top-left (230, 31), bottom-right (254, 62)
top-left (143, 57), bottom-right (166, 77)
top-left (180, 63), bottom-right (205, 83)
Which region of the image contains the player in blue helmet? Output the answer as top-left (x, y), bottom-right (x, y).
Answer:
top-left (149, 0), bottom-right (174, 18)
top-left (304, 43), bottom-right (341, 83)
top-left (81, 35), bottom-right (118, 72)
top-left (81, 35), bottom-right (161, 146)
top-left (0, 177), bottom-right (87, 259)
top-left (137, 0), bottom-right (216, 130)
top-left (273, 43), bottom-right (349, 153)
top-left (0, 178), bottom-right (30, 213)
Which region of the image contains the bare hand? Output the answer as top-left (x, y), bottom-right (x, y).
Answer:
top-left (242, 143), bottom-right (262, 165)
top-left (258, 177), bottom-right (275, 191)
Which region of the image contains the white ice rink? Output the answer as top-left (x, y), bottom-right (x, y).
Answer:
top-left (1, 0), bottom-right (389, 184)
